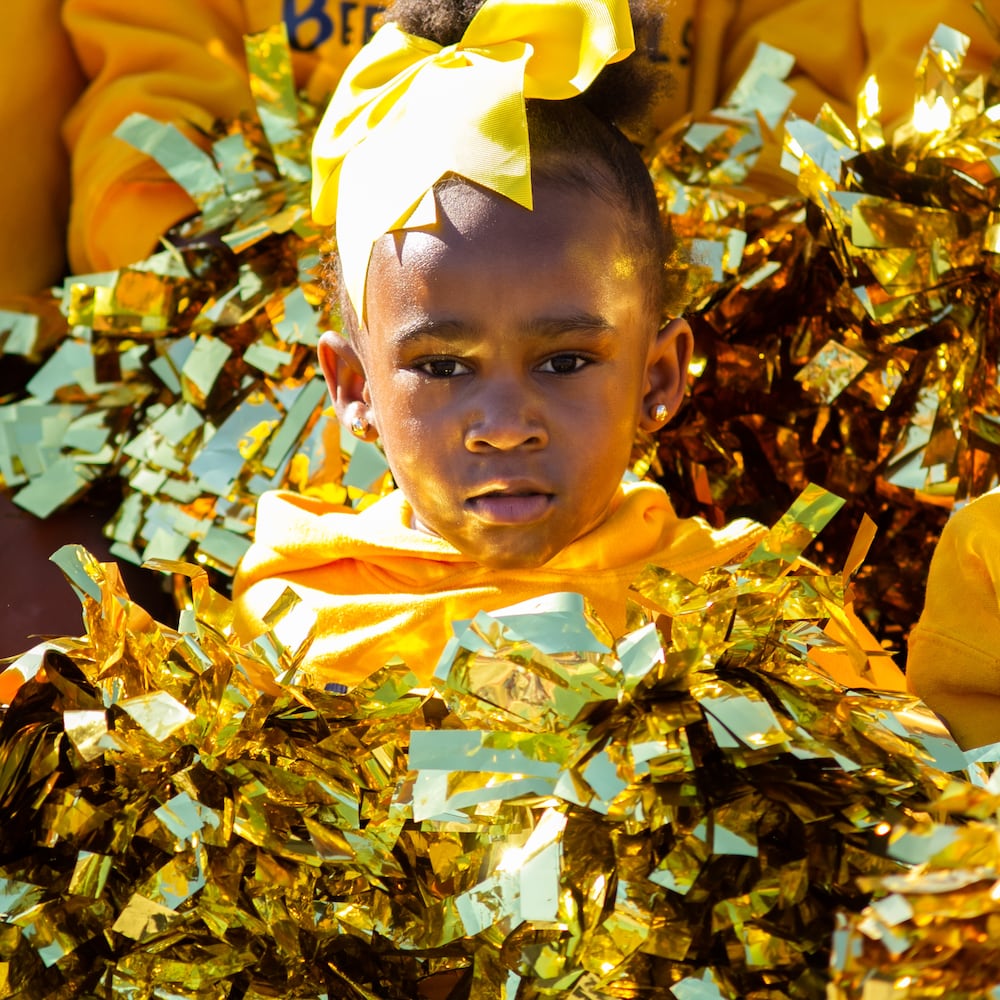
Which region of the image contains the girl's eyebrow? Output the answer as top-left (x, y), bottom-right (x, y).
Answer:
top-left (527, 314), bottom-right (614, 337)
top-left (390, 319), bottom-right (467, 345)
top-left (391, 313), bottom-right (614, 345)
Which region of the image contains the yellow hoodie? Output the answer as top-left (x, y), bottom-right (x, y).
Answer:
top-left (908, 489), bottom-right (1000, 750)
top-left (232, 480), bottom-right (906, 692)
top-left (233, 481), bottom-right (766, 685)
top-left (34, 0), bottom-right (998, 281)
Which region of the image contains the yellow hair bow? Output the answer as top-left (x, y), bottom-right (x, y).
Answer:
top-left (310, 0), bottom-right (635, 319)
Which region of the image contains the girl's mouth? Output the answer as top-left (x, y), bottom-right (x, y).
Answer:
top-left (466, 489), bottom-right (553, 524)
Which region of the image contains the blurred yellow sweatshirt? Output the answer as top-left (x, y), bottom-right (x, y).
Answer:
top-left (908, 489), bottom-right (1000, 750)
top-left (0, 2), bottom-right (84, 298)
top-left (3, 1), bottom-right (997, 290)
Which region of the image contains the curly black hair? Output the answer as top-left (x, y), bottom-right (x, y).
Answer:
top-left (329, 0), bottom-right (680, 330)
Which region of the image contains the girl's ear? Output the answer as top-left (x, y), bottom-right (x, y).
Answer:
top-left (638, 317), bottom-right (693, 432)
top-left (317, 330), bottom-right (377, 440)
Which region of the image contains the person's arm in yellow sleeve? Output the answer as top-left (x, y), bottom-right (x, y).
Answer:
top-left (61, 0), bottom-right (258, 274)
top-left (60, 0), bottom-right (383, 276)
top-left (908, 490), bottom-right (1000, 750)
top-left (709, 0), bottom-right (1000, 126)
top-left (676, 0), bottom-right (1000, 197)
top-left (701, 0), bottom-right (865, 126)
top-left (860, 0), bottom-right (1000, 133)
top-left (0, 1), bottom-right (84, 297)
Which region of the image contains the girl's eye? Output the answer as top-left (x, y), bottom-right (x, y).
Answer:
top-left (539, 354), bottom-right (589, 375)
top-left (417, 358), bottom-right (471, 378)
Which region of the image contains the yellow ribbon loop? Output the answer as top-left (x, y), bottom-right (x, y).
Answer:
top-left (310, 0), bottom-right (635, 319)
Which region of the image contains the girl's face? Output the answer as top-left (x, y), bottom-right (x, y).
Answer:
top-left (320, 180), bottom-right (689, 569)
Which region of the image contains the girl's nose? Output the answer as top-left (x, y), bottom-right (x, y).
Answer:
top-left (464, 386), bottom-right (548, 452)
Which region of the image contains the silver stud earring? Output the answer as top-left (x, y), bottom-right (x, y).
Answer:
top-left (350, 415), bottom-right (369, 438)
top-left (651, 403), bottom-right (669, 423)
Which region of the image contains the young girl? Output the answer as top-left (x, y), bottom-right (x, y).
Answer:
top-left (232, 0), bottom-right (904, 693)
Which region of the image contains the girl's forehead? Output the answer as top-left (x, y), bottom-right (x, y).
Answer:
top-left (438, 177), bottom-right (611, 233)
top-left (361, 189), bottom-right (653, 355)
top-left (370, 180), bottom-right (626, 277)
